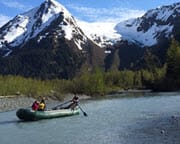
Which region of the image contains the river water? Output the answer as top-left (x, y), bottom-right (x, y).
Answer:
top-left (0, 92), bottom-right (180, 144)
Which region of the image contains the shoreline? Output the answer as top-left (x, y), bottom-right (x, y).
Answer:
top-left (0, 94), bottom-right (91, 112)
top-left (0, 89), bottom-right (155, 112)
top-left (0, 96), bottom-right (35, 112)
top-left (107, 89), bottom-right (152, 95)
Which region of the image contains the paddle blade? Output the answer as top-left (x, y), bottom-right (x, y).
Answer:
top-left (83, 112), bottom-right (88, 116)
top-left (78, 105), bottom-right (88, 117)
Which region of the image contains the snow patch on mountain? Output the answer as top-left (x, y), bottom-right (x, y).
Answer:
top-left (156, 9), bottom-right (174, 21)
top-left (44, 0), bottom-right (71, 18)
top-left (77, 21), bottom-right (121, 47)
top-left (60, 21), bottom-right (73, 40)
top-left (115, 19), bottom-right (174, 46)
top-left (3, 15), bottom-right (29, 43)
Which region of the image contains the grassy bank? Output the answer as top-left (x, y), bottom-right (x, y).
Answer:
top-left (0, 66), bottom-right (166, 99)
top-left (0, 75), bottom-right (65, 99)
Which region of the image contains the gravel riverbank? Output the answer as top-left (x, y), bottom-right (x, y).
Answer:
top-left (0, 96), bottom-right (35, 112)
top-left (0, 94), bottom-right (91, 112)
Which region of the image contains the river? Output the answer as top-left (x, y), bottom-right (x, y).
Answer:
top-left (0, 92), bottom-right (180, 144)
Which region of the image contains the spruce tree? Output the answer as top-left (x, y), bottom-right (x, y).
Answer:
top-left (166, 39), bottom-right (180, 79)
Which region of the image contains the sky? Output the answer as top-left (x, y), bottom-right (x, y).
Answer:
top-left (0, 0), bottom-right (179, 27)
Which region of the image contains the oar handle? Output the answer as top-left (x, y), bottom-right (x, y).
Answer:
top-left (52, 100), bottom-right (71, 109)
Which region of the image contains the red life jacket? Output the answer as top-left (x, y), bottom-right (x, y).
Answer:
top-left (32, 101), bottom-right (39, 110)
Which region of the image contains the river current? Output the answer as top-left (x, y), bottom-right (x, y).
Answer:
top-left (0, 92), bottom-right (180, 144)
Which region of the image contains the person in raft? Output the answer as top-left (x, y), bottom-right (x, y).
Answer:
top-left (65, 94), bottom-right (79, 110)
top-left (38, 98), bottom-right (46, 111)
top-left (31, 100), bottom-right (39, 111)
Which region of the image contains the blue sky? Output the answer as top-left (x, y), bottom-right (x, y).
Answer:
top-left (0, 0), bottom-right (179, 26)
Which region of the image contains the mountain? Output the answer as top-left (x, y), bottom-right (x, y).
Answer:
top-left (0, 0), bottom-right (104, 79)
top-left (104, 2), bottom-right (180, 71)
top-left (0, 0), bottom-right (84, 51)
top-left (115, 2), bottom-right (180, 47)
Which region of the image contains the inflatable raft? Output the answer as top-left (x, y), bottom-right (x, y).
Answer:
top-left (16, 108), bottom-right (80, 121)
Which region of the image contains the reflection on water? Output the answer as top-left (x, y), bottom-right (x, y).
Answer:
top-left (0, 92), bottom-right (180, 144)
top-left (0, 119), bottom-right (19, 125)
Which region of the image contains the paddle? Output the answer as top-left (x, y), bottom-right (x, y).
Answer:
top-left (78, 104), bottom-right (88, 116)
top-left (52, 100), bottom-right (71, 110)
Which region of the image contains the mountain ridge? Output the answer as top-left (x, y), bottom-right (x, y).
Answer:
top-left (115, 2), bottom-right (180, 47)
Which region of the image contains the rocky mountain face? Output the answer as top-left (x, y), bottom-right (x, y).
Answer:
top-left (0, 0), bottom-right (104, 79)
top-left (104, 2), bottom-right (180, 71)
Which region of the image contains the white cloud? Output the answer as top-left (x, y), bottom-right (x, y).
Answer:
top-left (68, 5), bottom-right (145, 23)
top-left (0, 14), bottom-right (11, 27)
top-left (1, 0), bottom-right (32, 10)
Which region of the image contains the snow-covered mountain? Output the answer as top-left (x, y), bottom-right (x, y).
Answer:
top-left (0, 0), bottom-right (104, 79)
top-left (0, 0), bottom-right (90, 56)
top-left (77, 2), bottom-right (179, 48)
top-left (104, 2), bottom-right (180, 71)
top-left (115, 2), bottom-right (180, 47)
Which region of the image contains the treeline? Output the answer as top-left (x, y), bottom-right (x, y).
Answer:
top-left (0, 67), bottom-right (166, 97)
top-left (0, 39), bottom-right (179, 97)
